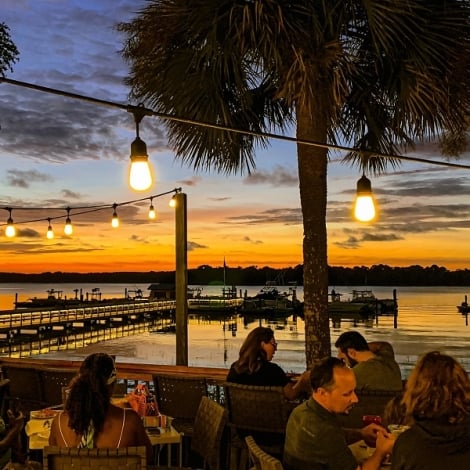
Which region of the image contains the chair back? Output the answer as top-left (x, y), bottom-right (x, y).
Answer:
top-left (153, 373), bottom-right (208, 437)
top-left (245, 436), bottom-right (284, 470)
top-left (3, 364), bottom-right (48, 414)
top-left (224, 383), bottom-right (292, 434)
top-left (41, 368), bottom-right (77, 407)
top-left (337, 388), bottom-right (402, 428)
top-left (43, 446), bottom-right (147, 470)
top-left (191, 396), bottom-right (227, 470)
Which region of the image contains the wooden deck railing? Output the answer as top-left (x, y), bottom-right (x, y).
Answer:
top-left (0, 356), bottom-right (229, 411)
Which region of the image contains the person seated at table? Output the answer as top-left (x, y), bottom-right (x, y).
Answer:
top-left (226, 326), bottom-right (311, 400)
top-left (335, 331), bottom-right (402, 391)
top-left (49, 352), bottom-right (153, 463)
top-left (391, 351), bottom-right (470, 469)
top-left (0, 408), bottom-right (27, 468)
top-left (284, 357), bottom-right (395, 470)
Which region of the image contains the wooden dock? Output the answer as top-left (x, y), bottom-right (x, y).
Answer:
top-left (0, 300), bottom-right (176, 357)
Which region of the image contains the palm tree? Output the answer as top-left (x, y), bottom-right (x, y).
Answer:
top-left (118, 0), bottom-right (469, 367)
top-left (0, 22), bottom-right (19, 78)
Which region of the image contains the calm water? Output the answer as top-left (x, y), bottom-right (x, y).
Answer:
top-left (1, 283), bottom-right (469, 377)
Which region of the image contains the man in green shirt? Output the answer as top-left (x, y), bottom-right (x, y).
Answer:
top-left (284, 357), bottom-right (395, 470)
top-left (335, 331), bottom-right (403, 391)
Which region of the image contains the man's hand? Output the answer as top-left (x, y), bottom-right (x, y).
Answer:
top-left (375, 429), bottom-right (395, 457)
top-left (360, 423), bottom-right (387, 447)
top-left (7, 409), bottom-right (24, 433)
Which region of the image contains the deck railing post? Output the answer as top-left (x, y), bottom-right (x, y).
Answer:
top-left (175, 192), bottom-right (188, 365)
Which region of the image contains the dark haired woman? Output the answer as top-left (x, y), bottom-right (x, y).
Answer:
top-left (227, 326), bottom-right (310, 400)
top-left (391, 351), bottom-right (470, 469)
top-left (49, 353), bottom-right (153, 463)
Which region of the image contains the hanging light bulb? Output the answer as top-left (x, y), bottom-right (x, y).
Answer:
top-left (64, 208), bottom-right (73, 235)
top-left (129, 106), bottom-right (153, 191)
top-left (148, 198), bottom-right (156, 219)
top-left (46, 218), bottom-right (54, 239)
top-left (5, 208), bottom-right (15, 238)
top-left (354, 174), bottom-right (376, 222)
top-left (111, 204), bottom-right (120, 228)
top-left (169, 195), bottom-right (176, 208)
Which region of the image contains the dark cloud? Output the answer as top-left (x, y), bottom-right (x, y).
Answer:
top-left (187, 240), bottom-right (208, 251)
top-left (208, 197), bottom-right (231, 202)
top-left (1, 1), bottom-right (168, 165)
top-left (334, 231), bottom-right (403, 249)
top-left (61, 189), bottom-right (83, 199)
top-left (381, 177), bottom-right (470, 197)
top-left (242, 236), bottom-right (263, 245)
top-left (177, 176), bottom-right (201, 187)
top-left (227, 207), bottom-right (302, 225)
top-left (244, 166), bottom-right (298, 187)
top-left (15, 228), bottom-right (41, 238)
top-left (5, 169), bottom-right (53, 188)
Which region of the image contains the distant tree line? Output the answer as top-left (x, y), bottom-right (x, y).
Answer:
top-left (1, 263), bottom-right (470, 286)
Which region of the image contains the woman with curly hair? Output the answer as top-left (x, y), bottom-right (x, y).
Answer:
top-left (391, 351), bottom-right (470, 469)
top-left (227, 326), bottom-right (310, 400)
top-left (49, 353), bottom-right (153, 463)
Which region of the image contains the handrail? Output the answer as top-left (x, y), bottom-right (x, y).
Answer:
top-left (0, 356), bottom-right (229, 382)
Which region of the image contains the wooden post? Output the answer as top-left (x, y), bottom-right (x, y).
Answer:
top-left (175, 192), bottom-right (188, 365)
top-left (393, 289), bottom-right (398, 329)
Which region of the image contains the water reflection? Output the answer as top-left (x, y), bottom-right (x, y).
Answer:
top-left (0, 283), bottom-right (469, 377)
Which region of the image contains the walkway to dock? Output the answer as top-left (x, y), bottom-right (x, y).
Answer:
top-left (0, 300), bottom-right (176, 357)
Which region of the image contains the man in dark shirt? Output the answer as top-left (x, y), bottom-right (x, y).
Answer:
top-left (284, 357), bottom-right (395, 470)
top-left (335, 331), bottom-right (402, 391)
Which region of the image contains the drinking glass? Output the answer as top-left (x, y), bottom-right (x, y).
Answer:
top-left (362, 415), bottom-right (382, 426)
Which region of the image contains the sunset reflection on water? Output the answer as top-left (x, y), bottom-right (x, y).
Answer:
top-left (0, 283), bottom-right (469, 377)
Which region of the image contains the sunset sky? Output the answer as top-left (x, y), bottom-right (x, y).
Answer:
top-left (1, 0), bottom-right (469, 274)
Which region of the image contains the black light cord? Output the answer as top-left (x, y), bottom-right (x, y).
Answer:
top-left (1, 77), bottom-right (468, 170)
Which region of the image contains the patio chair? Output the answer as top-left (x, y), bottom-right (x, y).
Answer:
top-left (245, 435), bottom-right (284, 470)
top-left (40, 368), bottom-right (77, 408)
top-left (152, 373), bottom-right (208, 436)
top-left (224, 383), bottom-right (294, 470)
top-left (191, 396), bottom-right (227, 470)
top-left (43, 446), bottom-right (147, 470)
top-left (2, 364), bottom-right (48, 415)
top-left (337, 388), bottom-right (402, 429)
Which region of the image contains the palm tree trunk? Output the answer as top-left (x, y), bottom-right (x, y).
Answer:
top-left (296, 102), bottom-right (331, 368)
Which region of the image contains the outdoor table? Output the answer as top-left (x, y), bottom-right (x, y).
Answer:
top-left (349, 440), bottom-right (391, 469)
top-left (26, 410), bottom-right (183, 468)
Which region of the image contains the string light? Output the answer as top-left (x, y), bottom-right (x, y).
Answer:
top-left (64, 207), bottom-right (73, 235)
top-left (169, 195), bottom-right (176, 208)
top-left (129, 105), bottom-right (152, 191)
top-left (354, 174), bottom-right (376, 222)
top-left (111, 203), bottom-right (120, 228)
top-left (46, 218), bottom-right (54, 239)
top-left (5, 208), bottom-right (15, 238)
top-left (2, 78), bottom-right (468, 228)
top-left (148, 198), bottom-right (156, 220)
top-left (0, 188), bottom-right (181, 239)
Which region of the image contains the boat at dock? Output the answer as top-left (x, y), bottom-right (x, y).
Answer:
top-left (328, 289), bottom-right (398, 319)
top-left (187, 286), bottom-right (244, 312)
top-left (242, 284), bottom-right (303, 316)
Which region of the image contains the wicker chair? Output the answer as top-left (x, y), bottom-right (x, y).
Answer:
top-left (40, 368), bottom-right (77, 407)
top-left (224, 383), bottom-right (294, 470)
top-left (245, 436), bottom-right (284, 470)
top-left (152, 374), bottom-right (208, 436)
top-left (43, 446), bottom-right (147, 470)
top-left (191, 396), bottom-right (227, 470)
top-left (337, 388), bottom-right (402, 429)
top-left (2, 365), bottom-right (48, 415)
